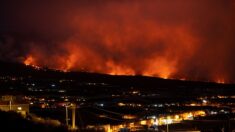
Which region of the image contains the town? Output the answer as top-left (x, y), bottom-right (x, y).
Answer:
top-left (0, 62), bottom-right (235, 131)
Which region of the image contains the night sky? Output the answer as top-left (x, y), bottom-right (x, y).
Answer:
top-left (0, 0), bottom-right (235, 83)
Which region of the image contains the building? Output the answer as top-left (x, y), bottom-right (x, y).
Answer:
top-left (0, 95), bottom-right (29, 117)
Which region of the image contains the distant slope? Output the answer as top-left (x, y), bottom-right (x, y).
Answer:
top-left (0, 60), bottom-right (234, 96)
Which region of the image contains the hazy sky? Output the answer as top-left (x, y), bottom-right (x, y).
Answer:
top-left (0, 0), bottom-right (235, 82)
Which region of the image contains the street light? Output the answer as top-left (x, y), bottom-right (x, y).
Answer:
top-left (65, 103), bottom-right (77, 130)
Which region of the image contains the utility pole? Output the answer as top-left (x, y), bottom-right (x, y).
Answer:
top-left (65, 105), bottom-right (69, 126)
top-left (166, 117), bottom-right (171, 132)
top-left (167, 122), bottom-right (169, 132)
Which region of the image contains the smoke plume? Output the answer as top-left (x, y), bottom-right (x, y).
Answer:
top-left (0, 0), bottom-right (235, 83)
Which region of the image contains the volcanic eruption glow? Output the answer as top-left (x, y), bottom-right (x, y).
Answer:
top-left (23, 25), bottom-right (197, 80)
top-left (24, 56), bottom-right (34, 66)
top-left (1, 0), bottom-right (235, 83)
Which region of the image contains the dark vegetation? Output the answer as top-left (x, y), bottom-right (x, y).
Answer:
top-left (0, 110), bottom-right (67, 132)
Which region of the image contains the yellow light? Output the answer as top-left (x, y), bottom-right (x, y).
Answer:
top-left (187, 113), bottom-right (193, 118)
top-left (166, 118), bottom-right (173, 124)
top-left (175, 115), bottom-right (179, 119)
top-left (17, 107), bottom-right (22, 111)
top-left (140, 120), bottom-right (147, 125)
top-left (99, 115), bottom-right (106, 118)
top-left (129, 123), bottom-right (134, 127)
top-left (153, 119), bottom-right (159, 125)
top-left (123, 115), bottom-right (136, 119)
top-left (190, 103), bottom-right (196, 106)
top-left (118, 102), bottom-right (125, 106)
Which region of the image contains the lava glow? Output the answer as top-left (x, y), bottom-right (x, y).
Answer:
top-left (216, 79), bottom-right (225, 84)
top-left (24, 56), bottom-right (34, 66)
top-left (23, 26), bottom-right (197, 80)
